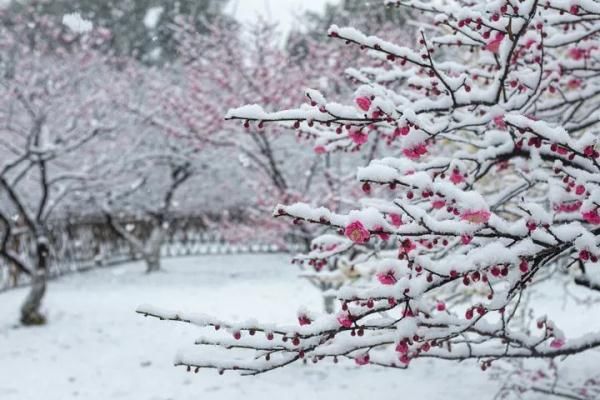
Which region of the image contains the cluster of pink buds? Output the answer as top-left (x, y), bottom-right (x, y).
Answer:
top-left (377, 270), bottom-right (397, 285)
top-left (402, 143), bottom-right (428, 160)
top-left (460, 210), bottom-right (491, 224)
top-left (584, 145), bottom-right (599, 158)
top-left (395, 125), bottom-right (411, 137)
top-left (389, 213), bottom-right (403, 227)
top-left (526, 220), bottom-right (539, 232)
top-left (337, 312), bottom-right (353, 328)
top-left (582, 209), bottom-right (600, 225)
top-left (383, 123), bottom-right (413, 146)
top-left (354, 353), bottom-right (370, 366)
top-left (493, 115), bottom-right (507, 129)
top-left (550, 143), bottom-right (570, 155)
top-left (395, 340), bottom-right (412, 364)
top-left (374, 225), bottom-right (390, 241)
top-left (579, 249), bottom-right (599, 263)
top-left (449, 168), bottom-right (466, 184)
top-left (348, 128), bottom-right (369, 145)
top-left (567, 78), bottom-right (582, 90)
top-left (554, 201), bottom-right (582, 213)
top-left (465, 304), bottom-right (487, 320)
top-left (569, 47), bottom-right (589, 60)
top-left (355, 96), bottom-right (384, 119)
top-left (490, 265), bottom-right (510, 278)
top-left (399, 238), bottom-right (417, 255)
top-left (298, 314), bottom-right (312, 326)
top-left (307, 258), bottom-right (327, 272)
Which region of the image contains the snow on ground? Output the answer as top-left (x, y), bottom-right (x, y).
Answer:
top-left (0, 254), bottom-right (596, 400)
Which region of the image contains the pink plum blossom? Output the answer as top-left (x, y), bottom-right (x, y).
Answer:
top-left (582, 210), bottom-right (600, 225)
top-left (461, 210), bottom-right (491, 224)
top-left (337, 313), bottom-right (353, 328)
top-left (569, 47), bottom-right (587, 60)
top-left (400, 238), bottom-right (417, 253)
top-left (395, 341), bottom-right (409, 354)
top-left (355, 96), bottom-right (372, 111)
top-left (403, 144), bottom-right (428, 160)
top-left (390, 213), bottom-right (403, 227)
top-left (314, 145), bottom-right (327, 154)
top-left (450, 170), bottom-right (465, 184)
top-left (348, 129), bottom-right (369, 145)
top-left (461, 234), bottom-right (473, 245)
top-left (432, 200), bottom-right (446, 209)
top-left (354, 353), bottom-right (370, 365)
top-left (493, 115), bottom-right (506, 129)
top-left (568, 79), bottom-right (582, 89)
top-left (345, 221), bottom-right (371, 243)
top-left (554, 201), bottom-right (582, 213)
top-left (377, 271), bottom-right (397, 285)
top-left (485, 32), bottom-right (505, 53)
top-left (374, 225), bottom-right (390, 241)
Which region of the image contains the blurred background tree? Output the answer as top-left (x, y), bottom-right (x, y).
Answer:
top-left (304, 0), bottom-right (410, 36)
top-left (3, 0), bottom-right (233, 64)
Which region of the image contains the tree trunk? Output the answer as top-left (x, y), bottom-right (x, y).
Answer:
top-left (20, 270), bottom-right (47, 325)
top-left (144, 227), bottom-right (164, 274)
top-left (323, 293), bottom-right (336, 314)
top-left (20, 239), bottom-right (49, 326)
top-left (144, 254), bottom-right (161, 274)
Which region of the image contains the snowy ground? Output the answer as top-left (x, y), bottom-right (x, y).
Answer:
top-left (0, 254), bottom-right (597, 400)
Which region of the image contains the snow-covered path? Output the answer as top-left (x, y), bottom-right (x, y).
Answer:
top-left (1, 254), bottom-right (499, 400)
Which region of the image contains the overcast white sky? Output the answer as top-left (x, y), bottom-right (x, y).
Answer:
top-left (225, 0), bottom-right (340, 30)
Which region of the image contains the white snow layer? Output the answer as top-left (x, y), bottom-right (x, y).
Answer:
top-left (62, 13), bottom-right (93, 33)
top-left (0, 255), bottom-right (596, 400)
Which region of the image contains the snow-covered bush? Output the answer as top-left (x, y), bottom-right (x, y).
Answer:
top-left (139, 0), bottom-right (599, 392)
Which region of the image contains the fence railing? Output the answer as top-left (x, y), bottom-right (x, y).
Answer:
top-left (0, 217), bottom-right (303, 291)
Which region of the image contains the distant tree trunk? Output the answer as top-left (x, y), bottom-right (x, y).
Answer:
top-left (106, 214), bottom-right (166, 274)
top-left (20, 239), bottom-right (49, 326)
top-left (144, 255), bottom-right (161, 273)
top-left (323, 293), bottom-right (336, 314)
top-left (143, 226), bottom-right (165, 274)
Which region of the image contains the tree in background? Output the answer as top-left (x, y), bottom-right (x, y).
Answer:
top-left (89, 88), bottom-right (199, 274)
top-left (0, 13), bottom-right (115, 324)
top-left (162, 18), bottom-right (397, 312)
top-left (162, 19), bottom-right (353, 248)
top-left (303, 0), bottom-right (410, 39)
top-left (3, 0), bottom-right (231, 64)
top-left (140, 1), bottom-right (600, 398)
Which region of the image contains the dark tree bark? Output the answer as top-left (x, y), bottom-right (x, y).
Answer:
top-left (20, 239), bottom-right (49, 325)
